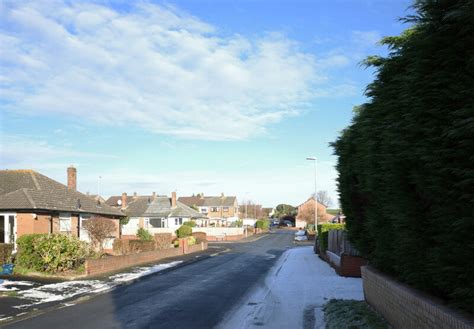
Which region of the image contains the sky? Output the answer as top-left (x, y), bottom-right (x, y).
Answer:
top-left (0, 0), bottom-right (414, 208)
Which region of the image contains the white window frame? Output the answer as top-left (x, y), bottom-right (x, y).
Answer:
top-left (59, 213), bottom-right (71, 233)
top-left (223, 207), bottom-right (229, 212)
top-left (211, 207), bottom-right (219, 212)
top-left (200, 207), bottom-right (208, 214)
top-left (144, 218), bottom-right (150, 229)
top-left (0, 213), bottom-right (17, 246)
top-left (174, 218), bottom-right (183, 226)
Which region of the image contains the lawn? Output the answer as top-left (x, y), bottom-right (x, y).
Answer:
top-left (323, 299), bottom-right (389, 329)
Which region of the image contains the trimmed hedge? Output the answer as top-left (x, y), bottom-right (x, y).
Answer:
top-left (129, 240), bottom-right (155, 253)
top-left (332, 0), bottom-right (474, 311)
top-left (0, 243), bottom-right (14, 264)
top-left (136, 228), bottom-right (153, 241)
top-left (16, 234), bottom-right (91, 273)
top-left (183, 220), bottom-right (197, 227)
top-left (176, 225), bottom-right (192, 238)
top-left (255, 220), bottom-right (269, 229)
top-left (154, 233), bottom-right (173, 250)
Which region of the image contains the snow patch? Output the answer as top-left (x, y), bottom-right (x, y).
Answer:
top-left (109, 261), bottom-right (183, 283)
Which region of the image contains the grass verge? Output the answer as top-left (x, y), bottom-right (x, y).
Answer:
top-left (323, 299), bottom-right (389, 329)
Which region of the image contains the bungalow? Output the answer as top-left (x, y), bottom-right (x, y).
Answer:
top-left (178, 193), bottom-right (239, 226)
top-left (0, 167), bottom-right (124, 247)
top-left (106, 192), bottom-right (204, 237)
top-left (295, 197), bottom-right (333, 228)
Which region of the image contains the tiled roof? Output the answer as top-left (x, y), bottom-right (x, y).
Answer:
top-left (178, 196), bottom-right (237, 207)
top-left (106, 196), bottom-right (204, 218)
top-left (0, 170), bottom-right (124, 217)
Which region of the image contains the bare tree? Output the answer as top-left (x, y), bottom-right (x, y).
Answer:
top-left (82, 217), bottom-right (117, 252)
top-left (315, 191), bottom-right (332, 207)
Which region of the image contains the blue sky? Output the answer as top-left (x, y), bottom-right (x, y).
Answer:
top-left (0, 0), bottom-right (413, 207)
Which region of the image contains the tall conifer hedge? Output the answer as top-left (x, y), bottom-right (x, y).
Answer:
top-left (332, 0), bottom-right (474, 311)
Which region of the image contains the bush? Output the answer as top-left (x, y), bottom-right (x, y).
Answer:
top-left (129, 240), bottom-right (156, 253)
top-left (192, 232), bottom-right (207, 243)
top-left (17, 234), bottom-right (91, 273)
top-left (183, 220), bottom-right (197, 227)
top-left (332, 0), bottom-right (474, 311)
top-left (136, 228), bottom-right (153, 241)
top-left (113, 239), bottom-right (131, 255)
top-left (176, 225), bottom-right (192, 238)
top-left (255, 220), bottom-right (269, 229)
top-left (187, 236), bottom-right (197, 246)
top-left (0, 243), bottom-right (14, 264)
top-left (16, 234), bottom-right (48, 271)
top-left (154, 233), bottom-right (173, 250)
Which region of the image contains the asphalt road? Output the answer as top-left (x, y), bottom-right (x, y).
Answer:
top-left (3, 231), bottom-right (294, 329)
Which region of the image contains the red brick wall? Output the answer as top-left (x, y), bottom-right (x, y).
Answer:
top-left (339, 255), bottom-right (367, 277)
top-left (362, 266), bottom-right (474, 329)
top-left (85, 242), bottom-right (208, 276)
top-left (16, 213), bottom-right (51, 237)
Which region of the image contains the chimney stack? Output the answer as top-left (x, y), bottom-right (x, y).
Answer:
top-left (133, 192), bottom-right (137, 197)
top-left (121, 192), bottom-right (127, 209)
top-left (172, 191), bottom-right (177, 208)
top-left (67, 166), bottom-right (77, 191)
top-left (152, 192), bottom-right (156, 198)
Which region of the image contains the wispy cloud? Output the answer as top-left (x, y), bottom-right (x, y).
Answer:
top-left (0, 1), bottom-right (342, 141)
top-left (0, 135), bottom-right (117, 170)
top-left (351, 30), bottom-right (382, 48)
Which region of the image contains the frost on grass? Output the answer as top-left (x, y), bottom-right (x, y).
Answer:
top-left (323, 299), bottom-right (389, 329)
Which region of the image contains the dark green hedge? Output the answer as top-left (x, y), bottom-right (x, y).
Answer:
top-left (332, 0), bottom-right (474, 311)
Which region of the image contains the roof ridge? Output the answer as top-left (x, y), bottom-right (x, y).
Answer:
top-left (30, 171), bottom-right (41, 190)
top-left (21, 188), bottom-right (36, 208)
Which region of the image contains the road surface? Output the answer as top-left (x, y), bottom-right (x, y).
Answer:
top-left (4, 231), bottom-right (294, 329)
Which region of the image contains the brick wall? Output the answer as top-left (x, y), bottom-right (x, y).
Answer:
top-left (362, 266), bottom-right (474, 329)
top-left (16, 213), bottom-right (51, 237)
top-left (85, 242), bottom-right (208, 276)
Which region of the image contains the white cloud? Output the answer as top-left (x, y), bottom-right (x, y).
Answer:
top-left (0, 1), bottom-right (339, 141)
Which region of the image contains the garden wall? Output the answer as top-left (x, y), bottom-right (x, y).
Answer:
top-left (193, 227), bottom-right (246, 241)
top-left (85, 241), bottom-right (208, 276)
top-left (362, 266), bottom-right (474, 329)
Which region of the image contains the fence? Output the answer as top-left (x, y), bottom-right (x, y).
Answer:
top-left (327, 230), bottom-right (360, 256)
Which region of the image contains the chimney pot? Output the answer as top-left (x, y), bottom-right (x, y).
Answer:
top-left (133, 192), bottom-right (137, 197)
top-left (172, 191), bottom-right (177, 208)
top-left (67, 166), bottom-right (77, 191)
top-left (121, 192), bottom-right (127, 209)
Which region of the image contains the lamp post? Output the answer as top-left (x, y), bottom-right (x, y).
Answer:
top-left (306, 157), bottom-right (318, 229)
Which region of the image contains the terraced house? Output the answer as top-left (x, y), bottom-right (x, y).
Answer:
top-left (0, 167), bottom-right (124, 247)
top-left (178, 193), bottom-right (239, 226)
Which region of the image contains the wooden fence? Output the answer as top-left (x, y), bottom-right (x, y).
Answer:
top-left (327, 230), bottom-right (360, 256)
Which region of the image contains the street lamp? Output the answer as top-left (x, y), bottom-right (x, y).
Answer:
top-left (306, 157), bottom-right (318, 229)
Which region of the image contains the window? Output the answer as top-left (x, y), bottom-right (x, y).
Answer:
top-left (174, 218), bottom-right (183, 225)
top-left (150, 218), bottom-right (166, 228)
top-left (59, 213), bottom-right (71, 232)
top-left (144, 218), bottom-right (150, 229)
top-left (223, 207), bottom-right (229, 212)
top-left (211, 207), bottom-right (218, 212)
top-left (200, 208), bottom-right (208, 214)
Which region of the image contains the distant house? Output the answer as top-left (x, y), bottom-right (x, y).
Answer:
top-left (106, 192), bottom-right (204, 236)
top-left (0, 167), bottom-right (124, 247)
top-left (295, 197), bottom-right (333, 228)
top-left (178, 193), bottom-right (239, 226)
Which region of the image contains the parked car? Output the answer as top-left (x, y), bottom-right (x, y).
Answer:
top-left (282, 220), bottom-right (293, 227)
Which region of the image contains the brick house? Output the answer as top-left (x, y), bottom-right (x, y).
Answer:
top-left (106, 192), bottom-right (204, 236)
top-left (178, 194), bottom-right (239, 226)
top-left (295, 197), bottom-right (333, 228)
top-left (0, 167), bottom-right (124, 247)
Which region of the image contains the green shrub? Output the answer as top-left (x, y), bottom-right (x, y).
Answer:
top-left (176, 225), bottom-right (192, 238)
top-left (0, 244), bottom-right (14, 264)
top-left (129, 240), bottom-right (155, 253)
top-left (16, 234), bottom-right (47, 271)
top-left (113, 239), bottom-right (131, 255)
top-left (17, 234), bottom-right (91, 273)
top-left (255, 220), bottom-right (269, 229)
top-left (136, 228), bottom-right (153, 241)
top-left (183, 220), bottom-right (197, 227)
top-left (187, 236), bottom-right (197, 246)
top-left (332, 0), bottom-right (474, 311)
top-left (306, 224), bottom-right (316, 235)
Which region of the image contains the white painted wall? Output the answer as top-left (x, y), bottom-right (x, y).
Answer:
top-left (122, 217), bottom-right (140, 235)
top-left (192, 227), bottom-right (245, 236)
